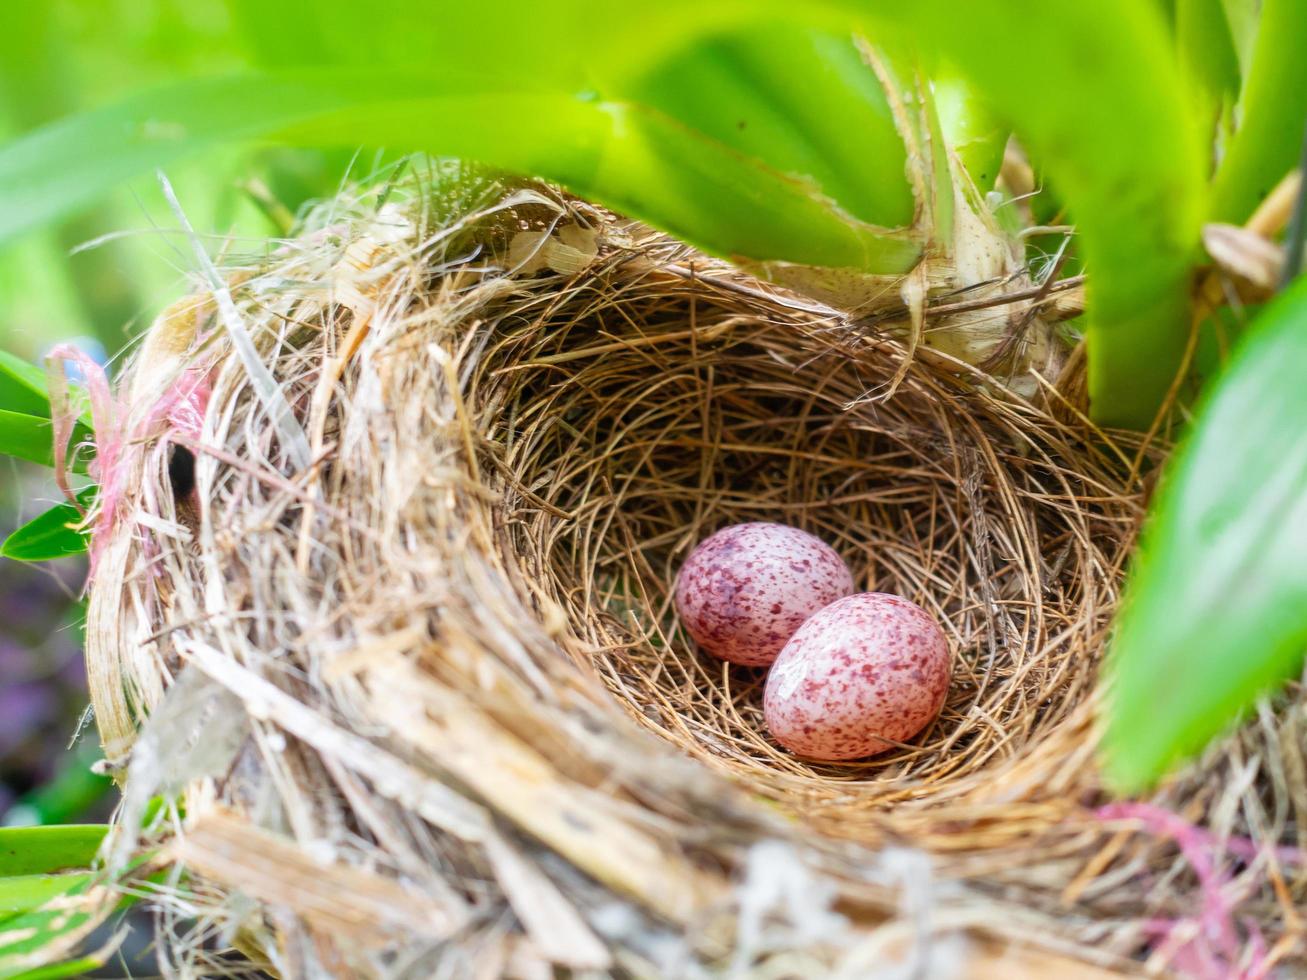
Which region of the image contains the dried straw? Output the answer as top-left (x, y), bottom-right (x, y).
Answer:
top-left (81, 169), bottom-right (1305, 978)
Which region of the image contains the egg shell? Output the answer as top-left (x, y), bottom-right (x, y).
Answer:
top-left (763, 592), bottom-right (951, 760)
top-left (674, 522), bottom-right (855, 667)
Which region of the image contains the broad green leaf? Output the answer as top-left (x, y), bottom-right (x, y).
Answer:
top-left (625, 26), bottom-right (915, 229)
top-left (931, 70), bottom-right (1006, 193)
top-left (0, 353), bottom-right (54, 419)
top-left (0, 489), bottom-right (95, 562)
top-left (280, 92), bottom-right (922, 271)
top-left (0, 889), bottom-right (105, 980)
top-left (0, 352), bottom-right (93, 431)
top-left (1177, 0), bottom-right (1241, 165)
top-left (0, 875), bottom-right (92, 915)
top-left (1210, 0), bottom-right (1307, 222)
top-left (1103, 277), bottom-right (1307, 793)
top-left (1177, 0), bottom-right (1241, 111)
top-left (0, 411), bottom-right (88, 471)
top-left (0, 2), bottom-right (1209, 427)
top-left (468, 0), bottom-right (1207, 425)
top-left (10, 954), bottom-right (114, 980)
top-left (1220, 0), bottom-right (1264, 78)
top-left (0, 412), bottom-right (57, 468)
top-left (0, 70), bottom-right (922, 272)
top-left (0, 827), bottom-right (105, 877)
top-left (0, 72), bottom-right (448, 246)
top-left (862, 0), bottom-right (1207, 428)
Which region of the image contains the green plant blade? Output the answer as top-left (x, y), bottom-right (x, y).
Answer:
top-left (624, 25), bottom-right (915, 229)
top-left (0, 827), bottom-right (105, 877)
top-left (931, 70), bottom-right (1006, 193)
top-left (282, 92), bottom-right (923, 272)
top-left (1220, 0), bottom-right (1262, 73)
top-left (0, 411), bottom-right (88, 472)
top-left (0, 71), bottom-right (922, 273)
top-left (1210, 0), bottom-right (1307, 222)
top-left (0, 72), bottom-right (441, 247)
top-left (0, 888), bottom-right (107, 980)
top-left (869, 0), bottom-right (1206, 428)
top-left (10, 954), bottom-right (114, 980)
top-left (1177, 0), bottom-right (1241, 119)
top-left (1102, 276), bottom-right (1307, 793)
top-left (529, 0), bottom-right (1207, 425)
top-left (1, 489), bottom-right (95, 563)
top-left (0, 411), bottom-right (58, 468)
top-left (0, 2), bottom-right (1210, 427)
top-left (0, 353), bottom-right (55, 419)
top-left (0, 875), bottom-right (93, 915)
top-left (0, 352), bottom-right (93, 431)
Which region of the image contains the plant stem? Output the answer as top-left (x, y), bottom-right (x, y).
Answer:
top-left (1281, 119), bottom-right (1307, 288)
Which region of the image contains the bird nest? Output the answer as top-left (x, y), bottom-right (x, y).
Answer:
top-left (79, 172), bottom-right (1305, 978)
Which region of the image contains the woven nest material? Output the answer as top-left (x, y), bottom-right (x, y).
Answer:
top-left (83, 172), bottom-right (1306, 978)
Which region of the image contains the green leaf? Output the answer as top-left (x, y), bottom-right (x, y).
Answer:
top-left (0, 509), bottom-right (90, 563)
top-left (1103, 277), bottom-right (1307, 793)
top-left (931, 70), bottom-right (1007, 193)
top-left (1220, 0), bottom-right (1264, 77)
top-left (866, 0), bottom-right (1207, 428)
top-left (283, 91), bottom-right (923, 271)
top-left (1177, 0), bottom-right (1241, 111)
top-left (0, 411), bottom-right (57, 468)
top-left (0, 827), bottom-right (105, 877)
top-left (10, 954), bottom-right (114, 980)
top-left (0, 352), bottom-right (94, 432)
top-left (0, 1), bottom-right (1210, 427)
top-left (624, 26), bottom-right (915, 230)
top-left (0, 71), bottom-right (419, 247)
top-left (0, 875), bottom-right (92, 915)
top-left (1210, 0), bottom-right (1307, 222)
top-left (0, 893), bottom-right (104, 980)
top-left (0, 353), bottom-right (54, 419)
top-left (0, 70), bottom-right (922, 273)
top-left (0, 490), bottom-right (95, 562)
top-left (0, 499), bottom-right (93, 559)
top-left (0, 411), bottom-right (89, 472)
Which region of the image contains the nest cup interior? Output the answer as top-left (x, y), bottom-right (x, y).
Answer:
top-left (478, 264), bottom-right (1137, 814)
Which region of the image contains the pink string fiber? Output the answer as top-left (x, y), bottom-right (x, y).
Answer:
top-left (145, 366), bottom-right (211, 443)
top-left (46, 345), bottom-right (211, 575)
top-left (46, 344), bottom-right (123, 574)
top-left (1096, 802), bottom-right (1301, 979)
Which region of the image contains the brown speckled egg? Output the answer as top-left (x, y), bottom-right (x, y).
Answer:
top-left (763, 592), bottom-right (950, 760)
top-left (674, 523), bottom-right (855, 667)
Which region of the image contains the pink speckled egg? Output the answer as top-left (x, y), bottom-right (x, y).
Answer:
top-left (763, 592), bottom-right (951, 760)
top-left (674, 523), bottom-right (855, 667)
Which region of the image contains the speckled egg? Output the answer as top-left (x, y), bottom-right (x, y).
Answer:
top-left (763, 592), bottom-right (951, 760)
top-left (674, 523), bottom-right (855, 667)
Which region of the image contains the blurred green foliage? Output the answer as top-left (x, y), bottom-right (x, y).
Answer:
top-left (0, 0), bottom-right (351, 359)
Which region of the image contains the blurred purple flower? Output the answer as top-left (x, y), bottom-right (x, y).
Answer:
top-left (0, 682), bottom-right (57, 757)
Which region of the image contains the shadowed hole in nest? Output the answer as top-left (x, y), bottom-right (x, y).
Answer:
top-left (481, 282), bottom-right (1137, 807)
